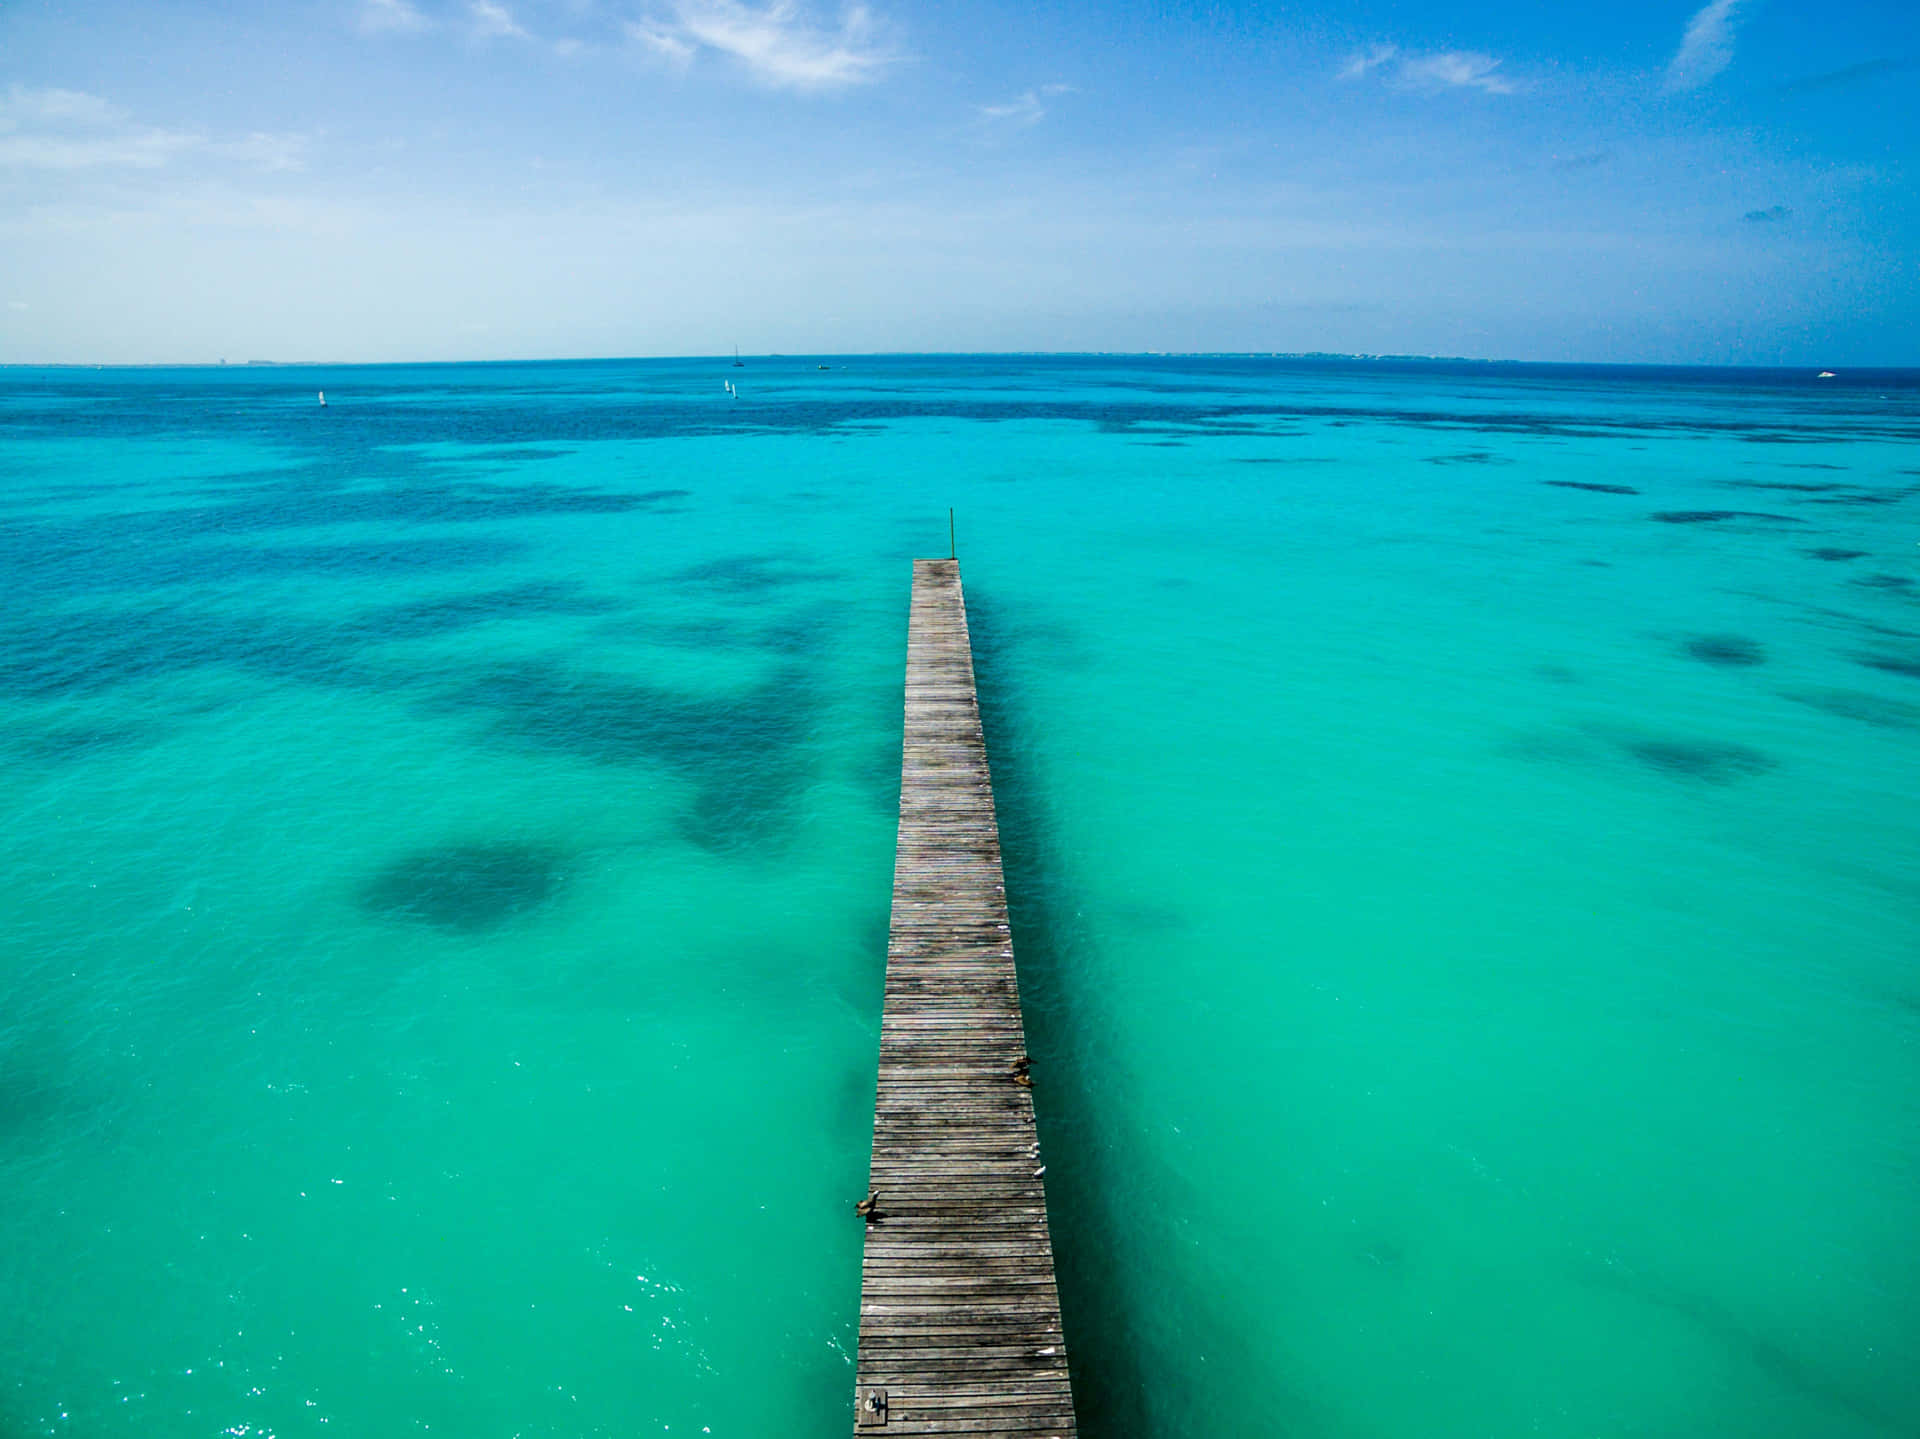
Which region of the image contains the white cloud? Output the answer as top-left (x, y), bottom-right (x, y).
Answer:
top-left (470, 0), bottom-right (528, 39)
top-left (627, 19), bottom-right (696, 63)
top-left (1666, 0), bottom-right (1744, 92)
top-left (1340, 45), bottom-right (1516, 95)
top-left (0, 94), bottom-right (200, 170)
top-left (0, 86), bottom-right (306, 173)
top-left (359, 0), bottom-right (429, 33)
top-left (0, 135), bottom-right (179, 168)
top-left (0, 86), bottom-right (124, 129)
top-left (628, 1), bottom-right (897, 91)
top-left (1339, 45), bottom-right (1399, 81)
top-left (6, 300), bottom-right (28, 311)
top-left (977, 83), bottom-right (1073, 127)
top-left (979, 92), bottom-right (1043, 125)
top-left (1398, 51), bottom-right (1514, 94)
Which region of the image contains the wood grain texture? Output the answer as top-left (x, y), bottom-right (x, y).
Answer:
top-left (854, 559), bottom-right (1075, 1437)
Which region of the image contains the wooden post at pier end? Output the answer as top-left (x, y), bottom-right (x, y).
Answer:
top-left (852, 559), bottom-right (1076, 1436)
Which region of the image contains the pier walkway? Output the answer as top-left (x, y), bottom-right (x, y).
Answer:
top-left (853, 559), bottom-right (1076, 1435)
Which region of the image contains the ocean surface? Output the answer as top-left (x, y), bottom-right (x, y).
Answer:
top-left (2, 355), bottom-right (1917, 1439)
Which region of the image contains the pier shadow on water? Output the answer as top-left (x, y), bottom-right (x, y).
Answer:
top-left (969, 594), bottom-right (1308, 1438)
top-left (967, 597), bottom-right (1153, 1438)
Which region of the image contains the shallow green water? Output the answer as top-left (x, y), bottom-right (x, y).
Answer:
top-left (2, 357), bottom-right (1917, 1437)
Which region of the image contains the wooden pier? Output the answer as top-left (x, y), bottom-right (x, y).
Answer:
top-left (853, 559), bottom-right (1076, 1435)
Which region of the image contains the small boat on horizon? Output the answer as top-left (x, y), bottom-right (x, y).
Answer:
top-left (733, 346), bottom-right (744, 368)
top-left (318, 390), bottom-right (327, 406)
top-left (1817, 370), bottom-right (1836, 379)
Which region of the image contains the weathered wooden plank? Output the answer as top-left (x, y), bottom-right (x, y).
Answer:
top-left (854, 558), bottom-right (1076, 1435)
top-left (885, 1409), bottom-right (1076, 1428)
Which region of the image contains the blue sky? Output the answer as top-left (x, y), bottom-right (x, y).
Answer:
top-left (1, 0), bottom-right (1914, 364)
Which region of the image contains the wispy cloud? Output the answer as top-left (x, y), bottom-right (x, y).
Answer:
top-left (469, 0), bottom-right (528, 39)
top-left (0, 86), bottom-right (306, 173)
top-left (1339, 45), bottom-right (1517, 95)
top-left (1400, 51), bottom-right (1514, 94)
top-left (1743, 205), bottom-right (1790, 223)
top-left (0, 132), bottom-right (195, 169)
top-left (0, 86), bottom-right (122, 128)
top-left (0, 86), bottom-right (194, 169)
top-left (1666, 0), bottom-right (1744, 92)
top-left (358, 0), bottom-right (430, 33)
top-left (628, 19), bottom-right (696, 63)
top-left (1338, 45), bottom-right (1398, 81)
top-left (977, 83), bottom-right (1073, 128)
top-left (626, 1), bottom-right (897, 91)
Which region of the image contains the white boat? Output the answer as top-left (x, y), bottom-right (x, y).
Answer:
top-left (1817, 371), bottom-right (1835, 379)
top-left (318, 390), bottom-right (328, 406)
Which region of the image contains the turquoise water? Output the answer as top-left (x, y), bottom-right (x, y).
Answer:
top-left (3, 356), bottom-right (1917, 1438)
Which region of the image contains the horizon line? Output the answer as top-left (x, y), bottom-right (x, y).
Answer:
top-left (2, 350), bottom-right (1912, 373)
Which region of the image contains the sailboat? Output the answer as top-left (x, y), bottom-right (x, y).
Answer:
top-left (318, 391), bottom-right (327, 407)
top-left (733, 346), bottom-right (744, 368)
